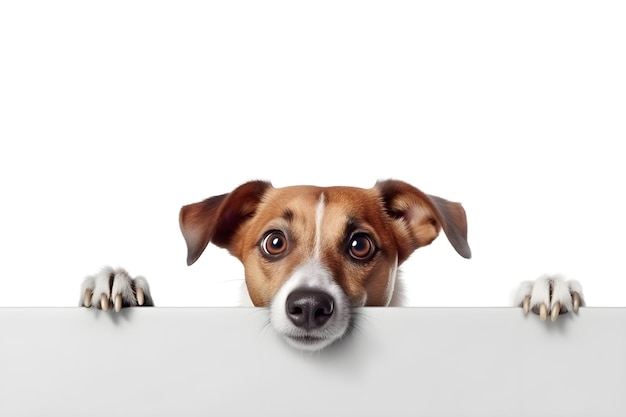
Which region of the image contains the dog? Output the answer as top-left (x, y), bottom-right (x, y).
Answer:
top-left (80, 179), bottom-right (584, 351)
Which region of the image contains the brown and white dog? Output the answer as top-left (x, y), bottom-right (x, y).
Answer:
top-left (81, 179), bottom-right (584, 351)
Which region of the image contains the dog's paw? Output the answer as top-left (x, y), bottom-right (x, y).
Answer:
top-left (80, 266), bottom-right (154, 311)
top-left (514, 274), bottom-right (584, 321)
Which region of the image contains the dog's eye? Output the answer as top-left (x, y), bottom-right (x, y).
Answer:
top-left (261, 231), bottom-right (288, 257)
top-left (349, 233), bottom-right (375, 261)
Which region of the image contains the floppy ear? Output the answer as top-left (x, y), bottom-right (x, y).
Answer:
top-left (179, 180), bottom-right (272, 266)
top-left (375, 179), bottom-right (471, 262)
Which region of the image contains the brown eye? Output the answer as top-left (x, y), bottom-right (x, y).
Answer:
top-left (349, 233), bottom-right (375, 261)
top-left (261, 231), bottom-right (288, 257)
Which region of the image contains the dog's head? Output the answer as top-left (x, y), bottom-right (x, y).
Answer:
top-left (179, 180), bottom-right (470, 350)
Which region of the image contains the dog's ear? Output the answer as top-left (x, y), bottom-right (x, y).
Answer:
top-left (179, 180), bottom-right (272, 266)
top-left (375, 179), bottom-right (471, 262)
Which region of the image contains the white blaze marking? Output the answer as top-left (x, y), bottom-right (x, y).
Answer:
top-left (314, 193), bottom-right (325, 259)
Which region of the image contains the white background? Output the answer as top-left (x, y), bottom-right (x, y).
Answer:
top-left (1, 1), bottom-right (624, 307)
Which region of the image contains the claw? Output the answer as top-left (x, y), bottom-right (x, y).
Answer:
top-left (101, 294), bottom-right (110, 312)
top-left (539, 303), bottom-right (548, 321)
top-left (137, 288), bottom-right (144, 306)
top-left (114, 294), bottom-right (122, 312)
top-left (573, 292), bottom-right (580, 313)
top-left (522, 295), bottom-right (530, 314)
top-left (83, 289), bottom-right (93, 308)
top-left (551, 301), bottom-right (561, 322)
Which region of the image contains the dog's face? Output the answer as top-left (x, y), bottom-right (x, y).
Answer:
top-left (179, 180), bottom-right (470, 351)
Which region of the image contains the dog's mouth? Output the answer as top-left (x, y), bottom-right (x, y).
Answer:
top-left (281, 313), bottom-right (356, 351)
top-left (288, 334), bottom-right (326, 344)
top-left (284, 333), bottom-right (338, 351)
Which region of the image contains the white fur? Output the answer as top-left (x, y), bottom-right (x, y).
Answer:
top-left (110, 269), bottom-right (137, 306)
top-left (514, 274), bottom-right (585, 314)
top-left (80, 266), bottom-right (152, 308)
top-left (375, 254), bottom-right (399, 306)
top-left (385, 255), bottom-right (403, 306)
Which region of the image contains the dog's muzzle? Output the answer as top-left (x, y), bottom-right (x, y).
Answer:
top-left (273, 285), bottom-right (350, 352)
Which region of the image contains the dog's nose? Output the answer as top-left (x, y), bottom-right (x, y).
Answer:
top-left (286, 289), bottom-right (334, 330)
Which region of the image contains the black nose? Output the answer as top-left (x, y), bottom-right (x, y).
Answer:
top-left (286, 289), bottom-right (334, 330)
